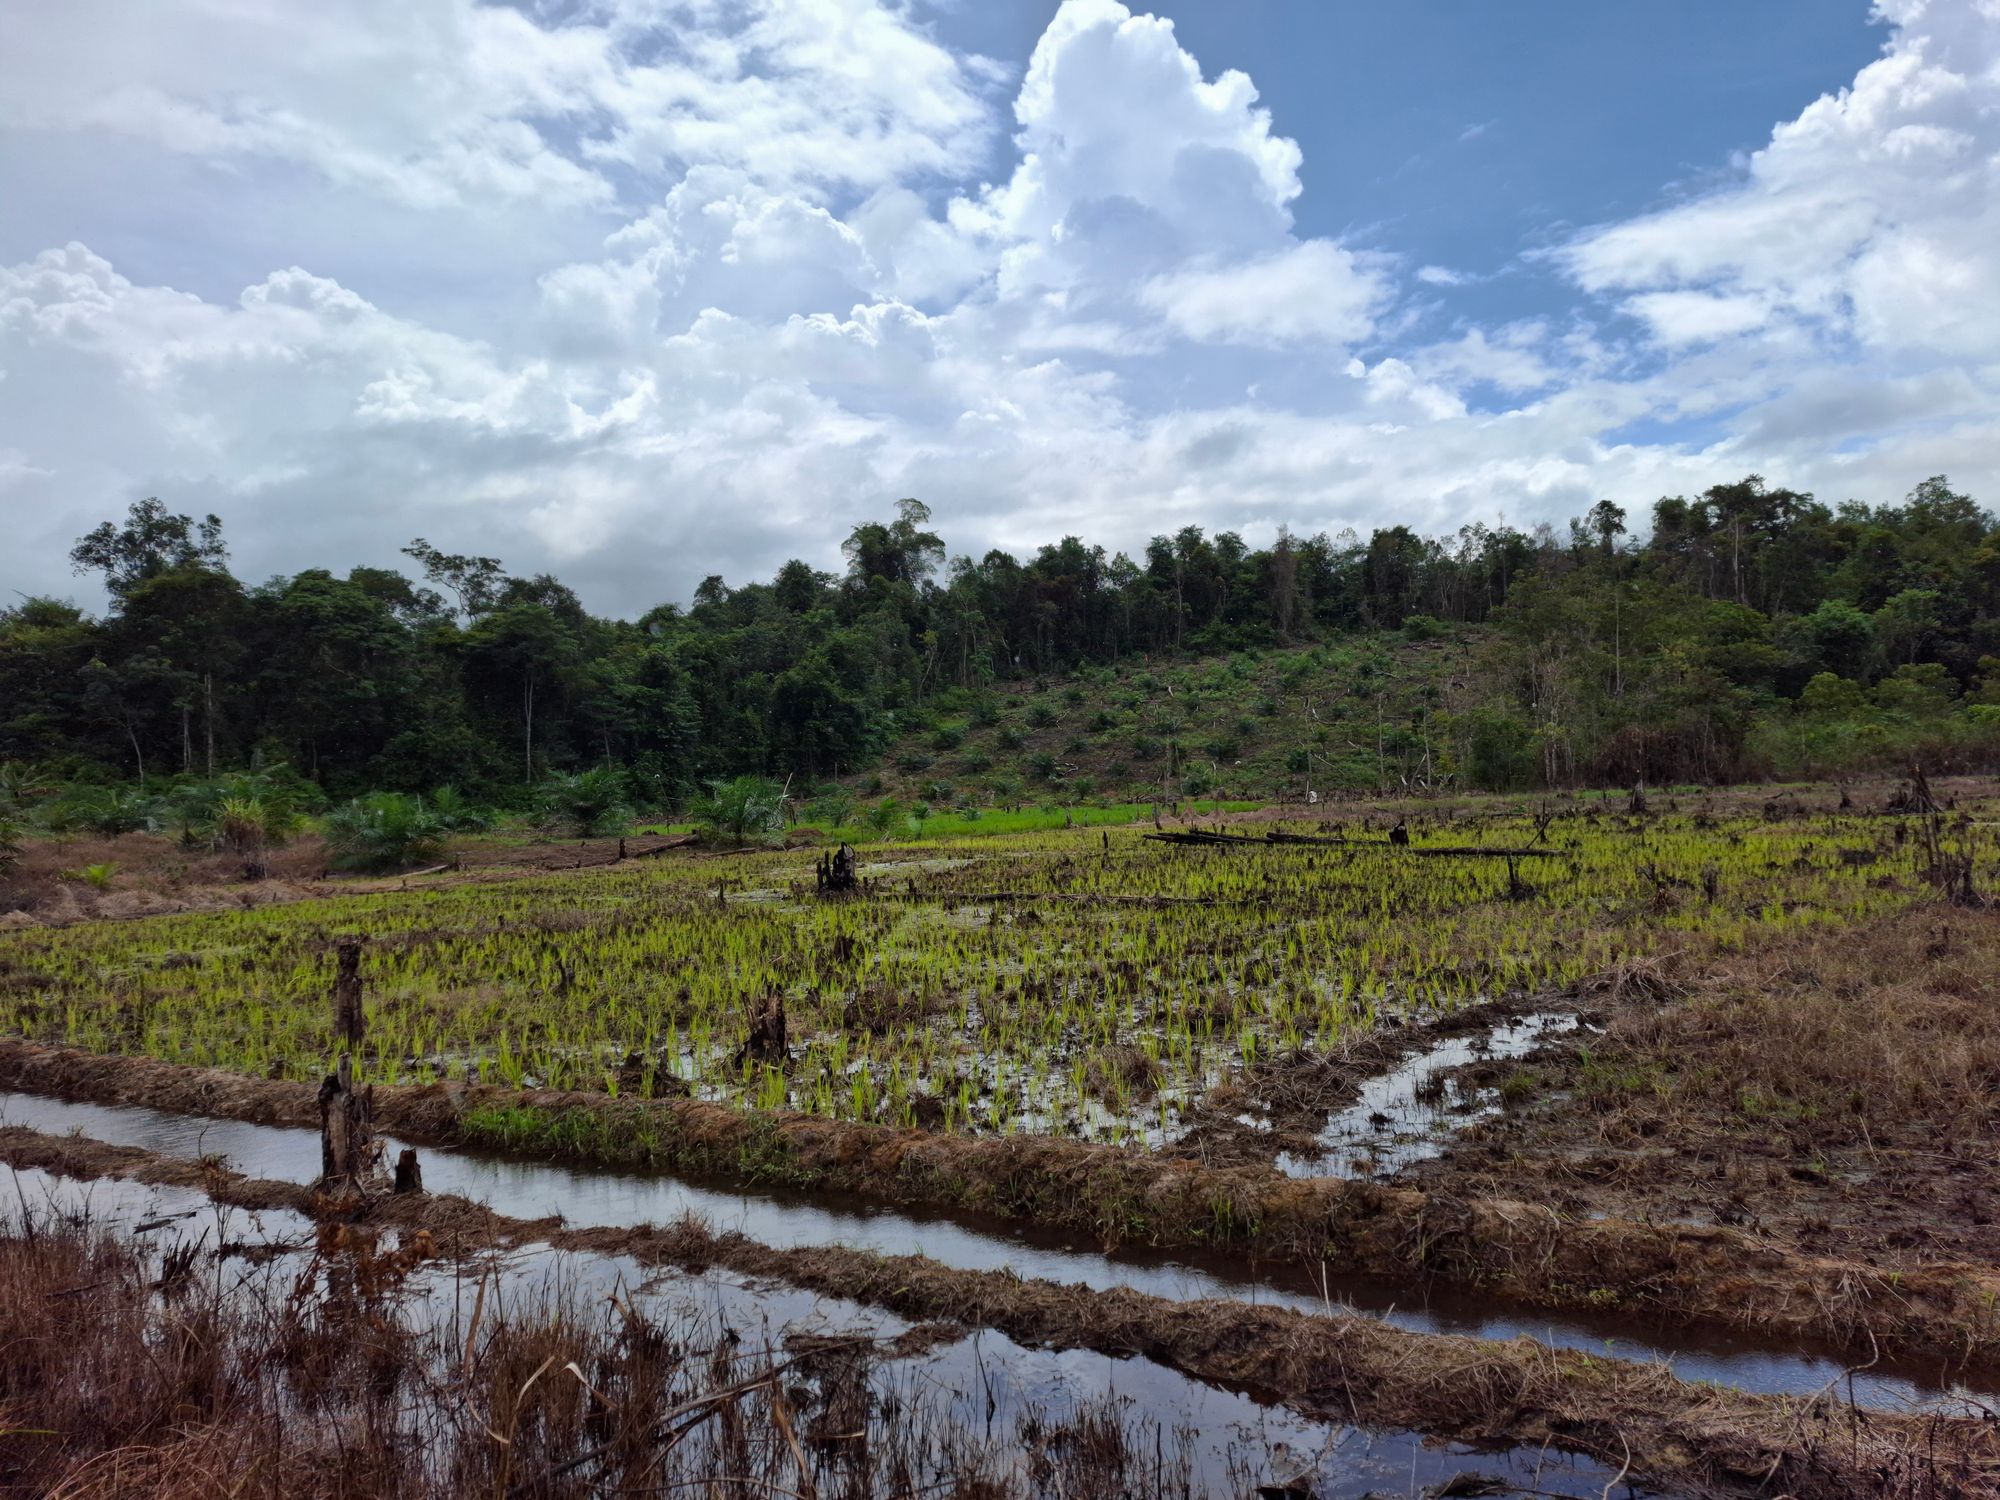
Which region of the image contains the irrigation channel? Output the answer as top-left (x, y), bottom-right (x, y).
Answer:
top-left (5, 1163), bottom-right (1655, 1500)
top-left (2, 1085), bottom-right (1985, 1417)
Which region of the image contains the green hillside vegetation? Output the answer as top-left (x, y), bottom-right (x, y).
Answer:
top-left (3, 474), bottom-right (1999, 832)
top-left (846, 633), bottom-right (1466, 810)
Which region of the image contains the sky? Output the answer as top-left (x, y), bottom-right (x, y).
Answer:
top-left (1, 0), bottom-right (1995, 617)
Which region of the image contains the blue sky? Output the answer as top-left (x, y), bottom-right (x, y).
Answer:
top-left (1, 0), bottom-right (1994, 615)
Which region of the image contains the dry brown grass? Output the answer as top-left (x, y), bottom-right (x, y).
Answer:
top-left (1414, 906), bottom-right (2000, 1266)
top-left (1594, 909), bottom-right (2000, 1143)
top-left (0, 832), bottom-right (334, 927)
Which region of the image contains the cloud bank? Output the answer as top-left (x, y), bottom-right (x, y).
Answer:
top-left (2, 0), bottom-right (1997, 613)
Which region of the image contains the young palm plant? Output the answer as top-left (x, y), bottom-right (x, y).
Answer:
top-left (323, 792), bottom-right (449, 871)
top-left (539, 768), bottom-right (632, 837)
top-left (691, 775), bottom-right (785, 846)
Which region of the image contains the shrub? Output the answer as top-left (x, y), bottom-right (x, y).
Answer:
top-left (865, 796), bottom-right (907, 840)
top-left (806, 787), bottom-right (856, 827)
top-left (168, 767), bottom-right (314, 851)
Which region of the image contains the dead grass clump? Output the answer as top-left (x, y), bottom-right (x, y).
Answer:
top-left (1083, 1043), bottom-right (1161, 1103)
top-left (841, 980), bottom-right (935, 1036)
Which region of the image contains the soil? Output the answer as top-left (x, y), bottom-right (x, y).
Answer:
top-left (0, 829), bottom-right (710, 928)
top-left (4, 1121), bottom-right (1993, 1500)
top-left (1405, 906), bottom-right (2000, 1269)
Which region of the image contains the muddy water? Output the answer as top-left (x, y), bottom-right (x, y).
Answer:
top-left (1276, 1012), bottom-right (1583, 1179)
top-left (1, 1164), bottom-right (1653, 1499)
top-left (1, 1088), bottom-right (1985, 1413)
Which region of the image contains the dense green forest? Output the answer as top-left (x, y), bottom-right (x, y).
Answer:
top-left (3, 476), bottom-right (1998, 812)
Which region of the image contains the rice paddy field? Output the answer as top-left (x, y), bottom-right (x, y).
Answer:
top-left (0, 799), bottom-right (1934, 1144)
top-left (7, 785), bottom-right (2000, 1499)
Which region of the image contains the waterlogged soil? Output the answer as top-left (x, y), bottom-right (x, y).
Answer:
top-left (9, 1030), bottom-right (2000, 1385)
top-left (0, 1087), bottom-right (1986, 1415)
top-left (1272, 1012), bottom-right (1583, 1179)
top-left (1171, 997), bottom-right (1590, 1173)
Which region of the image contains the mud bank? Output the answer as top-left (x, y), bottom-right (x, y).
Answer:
top-left (3, 1035), bottom-right (1998, 1376)
top-left (4, 1123), bottom-right (1993, 1500)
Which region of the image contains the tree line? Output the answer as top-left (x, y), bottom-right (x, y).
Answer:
top-left (3, 475), bottom-right (1997, 804)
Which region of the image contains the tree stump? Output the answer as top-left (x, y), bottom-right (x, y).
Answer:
top-left (318, 936), bottom-right (405, 1196)
top-left (334, 939), bottom-right (365, 1052)
top-left (815, 843), bottom-right (859, 896)
top-left (393, 1146), bottom-right (424, 1195)
top-left (317, 1053), bottom-right (383, 1188)
top-left (735, 995), bottom-right (790, 1068)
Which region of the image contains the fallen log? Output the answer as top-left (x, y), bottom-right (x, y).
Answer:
top-left (1144, 829), bottom-right (1564, 858)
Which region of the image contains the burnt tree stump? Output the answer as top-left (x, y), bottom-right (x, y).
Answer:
top-left (735, 994), bottom-right (790, 1068)
top-left (317, 1054), bottom-right (383, 1188)
top-left (393, 1146), bottom-right (424, 1195)
top-left (319, 937), bottom-right (403, 1195)
top-left (815, 843), bottom-right (859, 896)
top-left (333, 939), bottom-right (365, 1053)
